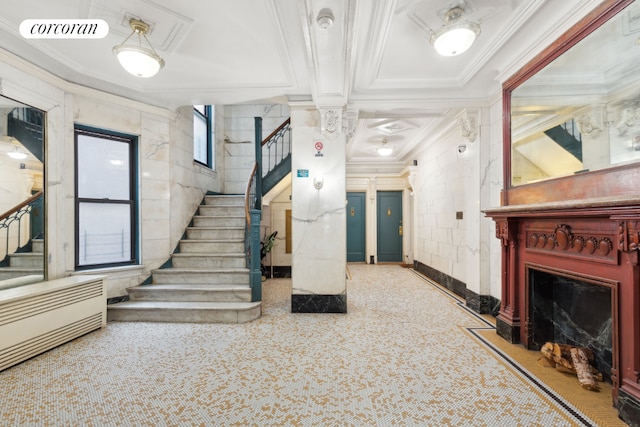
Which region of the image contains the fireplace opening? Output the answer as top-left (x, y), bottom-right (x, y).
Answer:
top-left (528, 268), bottom-right (613, 383)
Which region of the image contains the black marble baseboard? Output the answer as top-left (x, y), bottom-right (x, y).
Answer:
top-left (292, 293), bottom-right (347, 313)
top-left (413, 260), bottom-right (502, 316)
top-left (466, 289), bottom-right (501, 316)
top-left (618, 389), bottom-right (640, 427)
top-left (496, 316), bottom-right (520, 344)
top-left (107, 295), bottom-right (129, 305)
top-left (413, 260), bottom-right (466, 298)
top-left (269, 266), bottom-right (292, 278)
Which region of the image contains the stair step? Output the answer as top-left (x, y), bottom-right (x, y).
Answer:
top-left (187, 227), bottom-right (244, 240)
top-left (8, 252), bottom-right (44, 268)
top-left (151, 268), bottom-right (249, 284)
top-left (198, 205), bottom-right (245, 216)
top-left (192, 216), bottom-right (245, 228)
top-left (0, 268), bottom-right (44, 281)
top-left (171, 253), bottom-right (245, 268)
top-left (107, 301), bottom-right (261, 323)
top-left (204, 195), bottom-right (245, 206)
top-left (186, 227), bottom-right (244, 240)
top-left (127, 284), bottom-right (251, 302)
top-left (31, 239), bottom-right (44, 253)
top-left (179, 239), bottom-right (245, 253)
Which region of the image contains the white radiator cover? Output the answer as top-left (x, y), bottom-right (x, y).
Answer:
top-left (0, 275), bottom-right (105, 371)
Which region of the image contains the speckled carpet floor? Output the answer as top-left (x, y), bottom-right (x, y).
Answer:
top-left (0, 265), bottom-right (620, 426)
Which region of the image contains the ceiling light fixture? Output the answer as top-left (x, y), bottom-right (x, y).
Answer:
top-left (377, 140), bottom-right (393, 156)
top-left (113, 18), bottom-right (165, 78)
top-left (316, 8), bottom-right (335, 30)
top-left (430, 6), bottom-right (480, 57)
top-left (7, 146), bottom-right (27, 160)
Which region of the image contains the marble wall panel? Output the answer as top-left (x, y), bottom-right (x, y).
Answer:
top-left (291, 107), bottom-right (346, 301)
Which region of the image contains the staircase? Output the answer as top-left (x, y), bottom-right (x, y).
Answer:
top-left (0, 238), bottom-right (44, 284)
top-left (107, 195), bottom-right (261, 323)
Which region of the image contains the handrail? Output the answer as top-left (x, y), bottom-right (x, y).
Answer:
top-left (0, 191), bottom-right (43, 221)
top-left (261, 118), bottom-right (290, 146)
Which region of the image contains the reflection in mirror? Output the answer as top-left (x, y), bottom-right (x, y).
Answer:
top-left (510, 0), bottom-right (640, 186)
top-left (0, 95), bottom-right (45, 289)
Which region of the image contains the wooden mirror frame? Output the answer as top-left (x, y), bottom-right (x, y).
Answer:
top-left (501, 0), bottom-right (637, 206)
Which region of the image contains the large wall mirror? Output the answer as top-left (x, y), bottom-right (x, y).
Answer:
top-left (0, 95), bottom-right (45, 289)
top-left (507, 0), bottom-right (640, 188)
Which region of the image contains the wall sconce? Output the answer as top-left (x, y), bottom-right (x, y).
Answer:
top-left (632, 135), bottom-right (640, 151)
top-left (113, 18), bottom-right (165, 78)
top-left (457, 144), bottom-right (467, 154)
top-left (430, 6), bottom-right (481, 56)
top-left (313, 177), bottom-right (324, 190)
top-left (7, 146), bottom-right (27, 160)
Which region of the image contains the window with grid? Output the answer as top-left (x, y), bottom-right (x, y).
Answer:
top-left (75, 126), bottom-right (137, 269)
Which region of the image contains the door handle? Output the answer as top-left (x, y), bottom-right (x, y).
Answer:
top-left (399, 226), bottom-right (403, 236)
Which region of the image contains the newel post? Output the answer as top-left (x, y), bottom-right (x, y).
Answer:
top-left (250, 209), bottom-right (262, 302)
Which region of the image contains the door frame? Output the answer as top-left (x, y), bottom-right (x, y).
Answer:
top-left (376, 190), bottom-right (403, 263)
top-left (346, 192), bottom-right (366, 262)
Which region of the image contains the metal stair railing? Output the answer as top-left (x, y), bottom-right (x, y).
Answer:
top-left (243, 117), bottom-right (291, 302)
top-left (261, 118), bottom-right (291, 177)
top-left (0, 191), bottom-right (43, 264)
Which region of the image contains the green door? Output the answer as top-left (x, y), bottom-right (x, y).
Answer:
top-left (346, 192), bottom-right (366, 262)
top-left (377, 191), bottom-right (402, 262)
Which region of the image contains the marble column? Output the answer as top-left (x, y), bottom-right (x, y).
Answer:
top-left (290, 106), bottom-right (347, 313)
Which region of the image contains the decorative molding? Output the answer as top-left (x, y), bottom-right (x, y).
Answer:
top-left (495, 220), bottom-right (511, 246)
top-left (576, 110), bottom-right (603, 138)
top-left (342, 107), bottom-right (358, 142)
top-left (527, 224), bottom-right (613, 257)
top-left (618, 220), bottom-right (640, 252)
top-left (320, 108), bottom-right (342, 140)
top-left (610, 99), bottom-right (640, 136)
top-left (458, 113), bottom-right (478, 142)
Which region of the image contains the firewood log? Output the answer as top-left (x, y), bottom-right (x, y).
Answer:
top-left (570, 348), bottom-right (599, 391)
top-left (537, 357), bottom-right (555, 368)
top-left (552, 343), bottom-right (575, 370)
top-left (555, 364), bottom-right (577, 375)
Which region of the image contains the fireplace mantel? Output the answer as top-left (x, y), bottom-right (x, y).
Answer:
top-left (490, 0), bottom-right (640, 421)
top-left (484, 201), bottom-right (640, 421)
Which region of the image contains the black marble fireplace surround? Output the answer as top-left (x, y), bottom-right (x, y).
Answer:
top-left (528, 268), bottom-right (613, 382)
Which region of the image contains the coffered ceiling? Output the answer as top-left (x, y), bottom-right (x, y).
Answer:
top-left (0, 0), bottom-right (603, 169)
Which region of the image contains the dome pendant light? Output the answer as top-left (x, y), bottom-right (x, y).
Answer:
top-left (113, 18), bottom-right (165, 78)
top-left (377, 140), bottom-right (393, 156)
top-left (430, 7), bottom-right (481, 57)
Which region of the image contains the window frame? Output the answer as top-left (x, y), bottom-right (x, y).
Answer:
top-left (74, 125), bottom-right (138, 270)
top-left (193, 105), bottom-right (213, 168)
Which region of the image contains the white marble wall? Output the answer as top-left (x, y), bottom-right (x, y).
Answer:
top-left (484, 97), bottom-right (505, 299)
top-left (291, 107), bottom-right (346, 296)
top-left (0, 51), bottom-right (221, 298)
top-left (414, 123), bottom-right (468, 282)
top-left (223, 104), bottom-right (290, 194)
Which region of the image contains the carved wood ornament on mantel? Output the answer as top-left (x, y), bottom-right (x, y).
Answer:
top-left (526, 224), bottom-right (613, 258)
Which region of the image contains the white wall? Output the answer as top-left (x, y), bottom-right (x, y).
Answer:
top-left (223, 104), bottom-right (290, 194)
top-left (413, 122), bottom-right (468, 282)
top-left (0, 50), bottom-right (222, 298)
